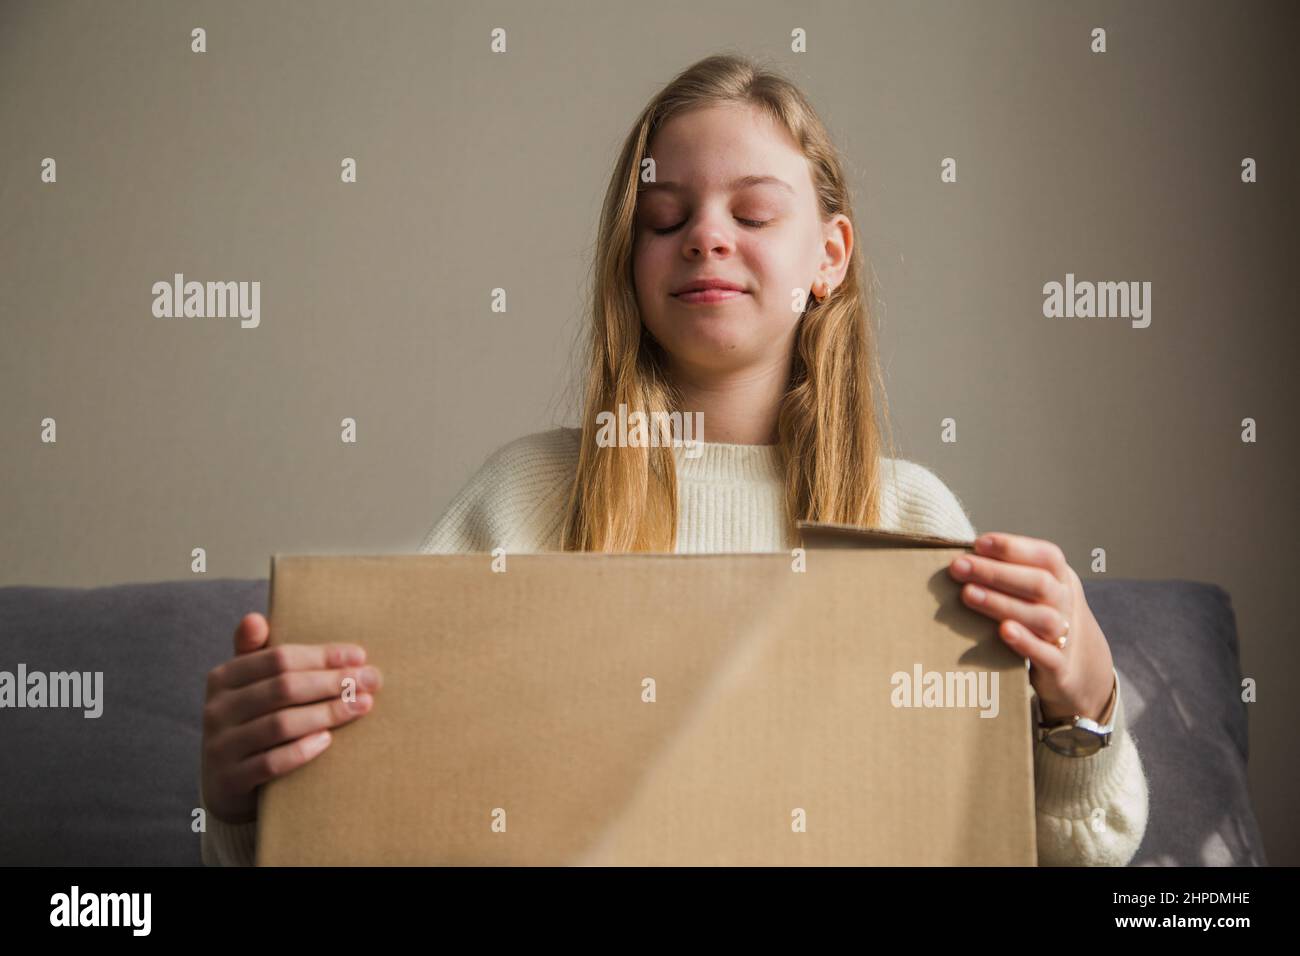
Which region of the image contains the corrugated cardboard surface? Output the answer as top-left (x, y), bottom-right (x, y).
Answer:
top-left (257, 537), bottom-right (1036, 865)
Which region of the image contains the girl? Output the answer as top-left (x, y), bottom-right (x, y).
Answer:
top-left (200, 53), bottom-right (1148, 866)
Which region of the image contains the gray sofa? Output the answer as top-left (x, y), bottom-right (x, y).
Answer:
top-left (0, 576), bottom-right (1269, 865)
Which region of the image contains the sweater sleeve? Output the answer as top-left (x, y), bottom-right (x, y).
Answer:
top-left (199, 772), bottom-right (257, 866)
top-left (417, 427), bottom-right (580, 555)
top-left (886, 459), bottom-right (978, 542)
top-left (1032, 676), bottom-right (1150, 865)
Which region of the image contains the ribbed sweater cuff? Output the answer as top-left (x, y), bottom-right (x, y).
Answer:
top-left (199, 784), bottom-right (258, 867)
top-left (1033, 676), bottom-right (1133, 820)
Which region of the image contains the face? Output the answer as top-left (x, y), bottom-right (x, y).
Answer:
top-left (632, 101), bottom-right (850, 379)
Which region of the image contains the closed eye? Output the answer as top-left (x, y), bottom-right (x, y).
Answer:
top-left (652, 218), bottom-right (770, 235)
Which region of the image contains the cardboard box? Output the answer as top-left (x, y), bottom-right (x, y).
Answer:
top-left (255, 522), bottom-right (1036, 865)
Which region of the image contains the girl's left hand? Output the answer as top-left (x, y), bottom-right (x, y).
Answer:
top-left (947, 532), bottom-right (1116, 722)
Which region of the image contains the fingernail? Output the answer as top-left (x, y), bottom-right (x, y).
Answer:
top-left (967, 584), bottom-right (986, 603)
top-left (348, 693), bottom-right (373, 713)
top-left (303, 731), bottom-right (331, 755)
top-left (359, 666), bottom-right (382, 691)
top-left (954, 558), bottom-right (971, 575)
top-left (346, 647), bottom-right (365, 666)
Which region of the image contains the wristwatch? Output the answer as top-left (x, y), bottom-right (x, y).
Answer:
top-left (1034, 668), bottom-right (1120, 757)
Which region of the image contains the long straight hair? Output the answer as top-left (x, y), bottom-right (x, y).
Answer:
top-left (561, 53), bottom-right (899, 552)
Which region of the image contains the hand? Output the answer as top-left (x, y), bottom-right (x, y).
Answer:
top-left (947, 533), bottom-right (1115, 723)
top-left (200, 612), bottom-right (383, 824)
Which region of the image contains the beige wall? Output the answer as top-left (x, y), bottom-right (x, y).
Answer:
top-left (2, 0), bottom-right (1296, 862)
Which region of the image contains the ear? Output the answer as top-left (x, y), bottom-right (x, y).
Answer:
top-left (818, 213), bottom-right (853, 292)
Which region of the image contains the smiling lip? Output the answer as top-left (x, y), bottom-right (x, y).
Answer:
top-left (671, 278), bottom-right (748, 304)
top-left (674, 288), bottom-right (747, 304)
top-left (672, 277), bottom-right (746, 293)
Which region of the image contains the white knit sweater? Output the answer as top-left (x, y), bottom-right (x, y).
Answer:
top-left (201, 426), bottom-right (1149, 866)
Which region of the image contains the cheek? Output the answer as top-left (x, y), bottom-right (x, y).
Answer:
top-left (747, 227), bottom-right (795, 269)
top-left (632, 245), bottom-right (667, 331)
top-left (742, 239), bottom-right (803, 308)
top-left (632, 239), bottom-right (665, 288)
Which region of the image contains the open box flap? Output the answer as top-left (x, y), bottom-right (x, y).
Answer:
top-left (797, 519), bottom-right (976, 550)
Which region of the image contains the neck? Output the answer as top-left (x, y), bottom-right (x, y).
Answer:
top-left (664, 351), bottom-right (792, 445)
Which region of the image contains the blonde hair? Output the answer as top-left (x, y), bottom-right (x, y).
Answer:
top-left (561, 52), bottom-right (899, 552)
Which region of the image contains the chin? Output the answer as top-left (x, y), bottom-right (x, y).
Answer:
top-left (645, 314), bottom-right (758, 362)
top-left (673, 335), bottom-right (763, 369)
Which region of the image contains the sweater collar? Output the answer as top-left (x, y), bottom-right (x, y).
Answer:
top-left (672, 439), bottom-right (783, 483)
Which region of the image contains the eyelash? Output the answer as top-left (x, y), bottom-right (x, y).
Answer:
top-left (651, 218), bottom-right (770, 235)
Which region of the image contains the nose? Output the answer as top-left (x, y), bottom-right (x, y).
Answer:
top-left (681, 209), bottom-right (735, 259)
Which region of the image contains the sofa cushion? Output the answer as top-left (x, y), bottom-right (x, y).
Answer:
top-left (0, 578), bottom-right (267, 865)
top-left (1085, 579), bottom-right (1267, 865)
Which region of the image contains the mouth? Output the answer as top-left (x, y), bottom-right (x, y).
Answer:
top-left (672, 288), bottom-right (748, 304)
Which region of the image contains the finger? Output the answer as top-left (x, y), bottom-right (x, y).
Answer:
top-left (229, 730), bottom-right (334, 793)
top-left (233, 613), bottom-right (269, 656)
top-left (974, 533), bottom-right (1071, 582)
top-left (212, 643), bottom-right (368, 692)
top-left (958, 581), bottom-right (1070, 644)
top-left (221, 693), bottom-right (374, 761)
top-left (999, 619), bottom-right (1066, 675)
top-left (219, 666), bottom-right (382, 726)
top-left (950, 553), bottom-right (1067, 606)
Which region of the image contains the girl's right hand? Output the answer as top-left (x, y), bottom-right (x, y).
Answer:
top-left (200, 611), bottom-right (382, 825)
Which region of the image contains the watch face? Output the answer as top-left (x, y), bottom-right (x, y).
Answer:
top-left (1046, 727), bottom-right (1103, 758)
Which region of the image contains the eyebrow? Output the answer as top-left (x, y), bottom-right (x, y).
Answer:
top-left (638, 174), bottom-right (795, 197)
